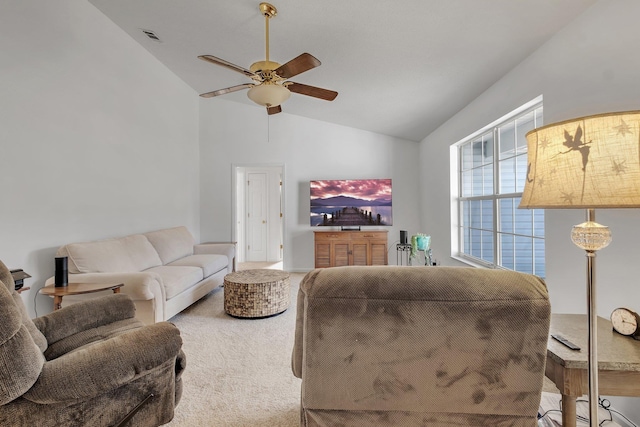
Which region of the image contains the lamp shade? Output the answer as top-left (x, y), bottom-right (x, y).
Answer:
top-left (247, 83), bottom-right (291, 107)
top-left (520, 111), bottom-right (640, 209)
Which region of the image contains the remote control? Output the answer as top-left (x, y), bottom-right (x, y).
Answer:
top-left (551, 334), bottom-right (581, 351)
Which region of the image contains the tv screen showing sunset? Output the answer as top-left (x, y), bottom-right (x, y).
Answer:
top-left (310, 179), bottom-right (392, 226)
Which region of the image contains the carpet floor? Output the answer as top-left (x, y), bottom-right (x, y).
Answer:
top-left (165, 267), bottom-right (304, 427)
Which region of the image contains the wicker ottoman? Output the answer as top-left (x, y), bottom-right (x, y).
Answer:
top-left (223, 269), bottom-right (290, 318)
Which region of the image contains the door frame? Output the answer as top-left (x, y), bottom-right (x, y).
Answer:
top-left (231, 163), bottom-right (285, 266)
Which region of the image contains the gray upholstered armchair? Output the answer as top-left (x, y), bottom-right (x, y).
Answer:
top-left (292, 266), bottom-right (551, 427)
top-left (0, 260), bottom-right (186, 427)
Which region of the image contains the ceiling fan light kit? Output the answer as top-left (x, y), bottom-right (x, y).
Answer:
top-left (247, 83), bottom-right (291, 107)
top-left (198, 2), bottom-right (337, 115)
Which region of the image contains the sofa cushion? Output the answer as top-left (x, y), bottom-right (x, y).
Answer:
top-left (144, 266), bottom-right (203, 300)
top-left (58, 235), bottom-right (162, 274)
top-left (144, 227), bottom-right (195, 265)
top-left (168, 254), bottom-right (228, 278)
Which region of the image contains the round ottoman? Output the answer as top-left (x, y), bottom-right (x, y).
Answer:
top-left (223, 269), bottom-right (290, 318)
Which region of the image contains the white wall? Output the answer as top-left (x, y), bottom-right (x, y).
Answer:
top-left (199, 100), bottom-right (421, 272)
top-left (419, 0), bottom-right (640, 421)
top-left (0, 0), bottom-right (199, 316)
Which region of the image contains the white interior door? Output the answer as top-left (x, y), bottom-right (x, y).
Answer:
top-left (233, 165), bottom-right (284, 265)
top-left (246, 172), bottom-right (268, 261)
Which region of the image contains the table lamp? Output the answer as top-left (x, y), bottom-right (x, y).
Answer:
top-left (519, 110), bottom-right (640, 425)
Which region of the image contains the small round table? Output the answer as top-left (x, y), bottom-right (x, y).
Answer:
top-left (223, 269), bottom-right (290, 318)
top-left (39, 283), bottom-right (124, 311)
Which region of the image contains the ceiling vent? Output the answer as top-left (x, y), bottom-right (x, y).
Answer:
top-left (141, 29), bottom-right (162, 42)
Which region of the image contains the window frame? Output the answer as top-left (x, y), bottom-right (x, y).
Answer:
top-left (451, 97), bottom-right (545, 276)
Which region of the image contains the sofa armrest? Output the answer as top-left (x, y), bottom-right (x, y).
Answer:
top-left (23, 322), bottom-right (182, 404)
top-left (44, 271), bottom-right (165, 302)
top-left (291, 287), bottom-right (305, 379)
top-left (194, 242), bottom-right (236, 272)
top-left (33, 294), bottom-right (137, 344)
top-left (291, 270), bottom-right (318, 379)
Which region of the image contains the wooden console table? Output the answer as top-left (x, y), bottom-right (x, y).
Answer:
top-left (545, 313), bottom-right (640, 427)
top-left (314, 230), bottom-right (388, 268)
top-left (39, 283), bottom-right (124, 310)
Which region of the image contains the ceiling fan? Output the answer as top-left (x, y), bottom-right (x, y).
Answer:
top-left (198, 2), bottom-right (338, 115)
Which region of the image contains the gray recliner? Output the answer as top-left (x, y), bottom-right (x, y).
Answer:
top-left (292, 266), bottom-right (551, 427)
top-left (0, 260), bottom-right (186, 427)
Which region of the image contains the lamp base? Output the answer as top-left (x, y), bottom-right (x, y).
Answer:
top-left (571, 209), bottom-right (610, 426)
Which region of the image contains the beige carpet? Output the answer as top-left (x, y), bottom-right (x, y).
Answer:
top-left (166, 266), bottom-right (304, 427)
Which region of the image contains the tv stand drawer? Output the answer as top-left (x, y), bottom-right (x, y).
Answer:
top-left (315, 232), bottom-right (345, 241)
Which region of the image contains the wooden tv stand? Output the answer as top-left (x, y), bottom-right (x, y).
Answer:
top-left (314, 230), bottom-right (388, 268)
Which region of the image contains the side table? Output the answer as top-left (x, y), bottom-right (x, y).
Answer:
top-left (546, 313), bottom-right (640, 427)
top-left (39, 283), bottom-right (124, 311)
top-left (223, 269), bottom-right (290, 318)
top-left (396, 243), bottom-right (412, 265)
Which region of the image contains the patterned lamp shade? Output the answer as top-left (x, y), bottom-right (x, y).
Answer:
top-left (519, 111), bottom-right (640, 209)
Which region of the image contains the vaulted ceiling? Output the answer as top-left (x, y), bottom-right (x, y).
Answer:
top-left (89, 0), bottom-right (598, 142)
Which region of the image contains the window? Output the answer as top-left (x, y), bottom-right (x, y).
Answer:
top-left (454, 100), bottom-right (545, 277)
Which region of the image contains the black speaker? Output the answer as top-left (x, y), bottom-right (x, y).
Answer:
top-left (400, 230), bottom-right (407, 245)
top-left (55, 256), bottom-right (68, 287)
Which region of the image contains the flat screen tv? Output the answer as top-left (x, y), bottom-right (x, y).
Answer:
top-left (310, 179), bottom-right (392, 227)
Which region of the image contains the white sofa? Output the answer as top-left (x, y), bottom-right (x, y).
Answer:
top-left (44, 226), bottom-right (235, 324)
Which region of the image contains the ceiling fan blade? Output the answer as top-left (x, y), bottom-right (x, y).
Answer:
top-left (199, 83), bottom-right (254, 98)
top-left (274, 53), bottom-right (321, 79)
top-left (287, 82), bottom-right (338, 101)
top-left (198, 55), bottom-right (257, 78)
top-left (267, 105), bottom-right (282, 115)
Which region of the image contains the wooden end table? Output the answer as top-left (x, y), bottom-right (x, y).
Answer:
top-left (39, 283), bottom-right (124, 311)
top-left (546, 313), bottom-right (640, 427)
